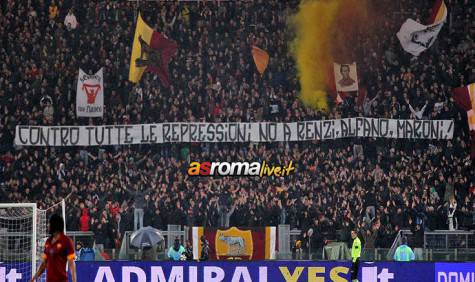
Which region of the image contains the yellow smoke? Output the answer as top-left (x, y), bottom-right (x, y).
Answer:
top-left (290, 0), bottom-right (371, 111)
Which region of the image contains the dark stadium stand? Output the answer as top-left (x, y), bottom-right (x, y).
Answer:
top-left (0, 0), bottom-right (474, 263)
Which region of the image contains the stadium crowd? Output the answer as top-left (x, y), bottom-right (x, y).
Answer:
top-left (0, 0), bottom-right (474, 252)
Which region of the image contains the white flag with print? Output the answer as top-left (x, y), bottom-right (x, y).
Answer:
top-left (397, 1), bottom-right (447, 57)
top-left (76, 68), bottom-right (104, 117)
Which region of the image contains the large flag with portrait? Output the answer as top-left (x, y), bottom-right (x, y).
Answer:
top-left (397, 0), bottom-right (447, 57)
top-left (333, 62), bottom-right (359, 93)
top-left (76, 68), bottom-right (104, 117)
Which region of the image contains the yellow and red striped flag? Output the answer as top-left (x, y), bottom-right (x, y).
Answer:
top-left (427, 0), bottom-right (448, 24)
top-left (452, 83), bottom-right (475, 158)
top-left (129, 14), bottom-right (177, 87)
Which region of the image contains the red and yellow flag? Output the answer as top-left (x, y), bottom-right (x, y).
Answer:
top-left (251, 45), bottom-right (269, 76)
top-left (129, 14), bottom-right (178, 87)
top-left (427, 0), bottom-right (447, 24)
top-left (452, 83), bottom-right (475, 158)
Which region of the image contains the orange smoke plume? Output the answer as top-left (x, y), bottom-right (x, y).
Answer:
top-left (289, 0), bottom-right (375, 111)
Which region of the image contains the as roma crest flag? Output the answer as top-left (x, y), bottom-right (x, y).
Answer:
top-left (190, 226), bottom-right (276, 260)
top-left (129, 14), bottom-right (178, 87)
top-left (251, 45), bottom-right (269, 76)
top-left (452, 83), bottom-right (475, 158)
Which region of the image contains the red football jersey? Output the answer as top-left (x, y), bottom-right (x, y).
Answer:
top-left (42, 233), bottom-right (75, 282)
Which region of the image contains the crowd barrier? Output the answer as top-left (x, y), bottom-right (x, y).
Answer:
top-left (1, 261), bottom-right (474, 281)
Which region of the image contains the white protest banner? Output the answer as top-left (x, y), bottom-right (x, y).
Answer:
top-left (397, 1), bottom-right (447, 57)
top-left (76, 68), bottom-right (104, 117)
top-left (15, 118), bottom-right (454, 146)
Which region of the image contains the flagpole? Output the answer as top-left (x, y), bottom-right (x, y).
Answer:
top-left (449, 9), bottom-right (453, 33)
top-left (135, 0), bottom-right (139, 20)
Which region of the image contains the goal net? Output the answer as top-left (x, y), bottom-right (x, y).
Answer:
top-left (0, 202), bottom-right (65, 282)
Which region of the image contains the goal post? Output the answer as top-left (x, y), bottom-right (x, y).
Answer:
top-left (0, 203), bottom-right (38, 281)
top-left (62, 199), bottom-right (66, 233)
top-left (0, 202), bottom-right (67, 281)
